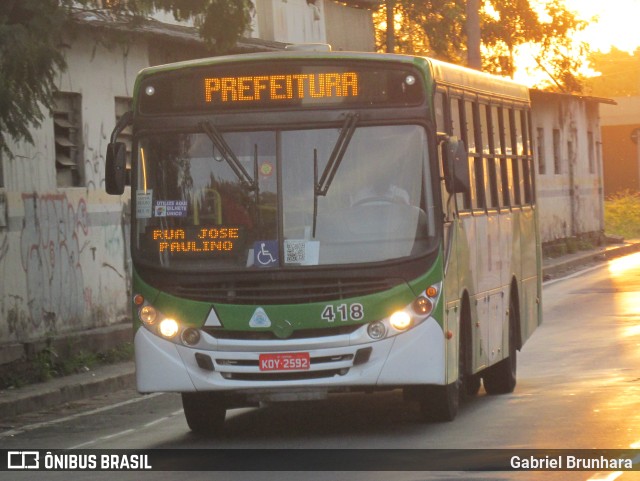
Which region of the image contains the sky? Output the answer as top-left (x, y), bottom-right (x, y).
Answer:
top-left (562, 0), bottom-right (640, 54)
top-left (512, 0), bottom-right (640, 86)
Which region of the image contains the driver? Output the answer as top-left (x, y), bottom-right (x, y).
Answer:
top-left (349, 162), bottom-right (410, 206)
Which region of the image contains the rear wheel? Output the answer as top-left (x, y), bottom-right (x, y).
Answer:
top-left (181, 392), bottom-right (227, 434)
top-left (482, 295), bottom-right (518, 394)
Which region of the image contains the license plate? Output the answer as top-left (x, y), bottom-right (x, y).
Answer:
top-left (259, 352), bottom-right (310, 371)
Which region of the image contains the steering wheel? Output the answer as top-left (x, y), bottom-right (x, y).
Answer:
top-left (352, 196), bottom-right (404, 207)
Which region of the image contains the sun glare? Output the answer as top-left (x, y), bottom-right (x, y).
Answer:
top-left (562, 0), bottom-right (640, 54)
top-left (530, 0), bottom-right (640, 55)
top-left (512, 0), bottom-right (640, 87)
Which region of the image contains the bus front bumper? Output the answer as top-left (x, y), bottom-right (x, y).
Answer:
top-left (134, 318), bottom-right (446, 396)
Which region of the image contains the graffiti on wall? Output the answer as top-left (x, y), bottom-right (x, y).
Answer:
top-left (19, 193), bottom-right (89, 332)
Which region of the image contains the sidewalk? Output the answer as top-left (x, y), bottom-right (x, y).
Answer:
top-left (542, 239), bottom-right (640, 279)
top-left (2, 239), bottom-right (639, 422)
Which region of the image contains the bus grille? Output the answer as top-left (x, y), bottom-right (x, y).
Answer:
top-left (216, 355), bottom-right (355, 381)
top-left (170, 278), bottom-right (401, 304)
top-left (220, 370), bottom-right (347, 381)
top-left (202, 324), bottom-right (360, 340)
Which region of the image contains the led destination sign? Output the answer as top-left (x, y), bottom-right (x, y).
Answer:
top-left (204, 72), bottom-right (359, 104)
top-left (152, 227), bottom-right (241, 254)
top-left (138, 61), bottom-right (424, 114)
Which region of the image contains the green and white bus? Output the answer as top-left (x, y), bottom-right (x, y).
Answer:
top-left (106, 48), bottom-right (542, 433)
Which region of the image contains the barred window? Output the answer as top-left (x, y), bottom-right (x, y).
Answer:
top-left (54, 92), bottom-right (83, 187)
top-left (553, 129), bottom-right (561, 174)
top-left (537, 127), bottom-right (546, 175)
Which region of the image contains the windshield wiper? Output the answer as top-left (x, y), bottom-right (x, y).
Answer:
top-left (200, 121), bottom-right (257, 191)
top-left (314, 113), bottom-right (359, 196)
top-left (312, 113), bottom-right (359, 236)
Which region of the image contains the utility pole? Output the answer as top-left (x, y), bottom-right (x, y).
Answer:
top-left (466, 0), bottom-right (482, 69)
top-left (386, 0), bottom-right (395, 53)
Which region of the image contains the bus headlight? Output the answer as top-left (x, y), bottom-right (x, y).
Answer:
top-left (135, 295), bottom-right (199, 345)
top-left (366, 282), bottom-right (442, 340)
top-left (413, 296), bottom-right (433, 316)
top-left (159, 318), bottom-right (180, 338)
top-left (139, 305), bottom-right (158, 325)
top-left (390, 311), bottom-right (412, 331)
top-left (367, 321), bottom-right (387, 340)
top-left (181, 327), bottom-right (201, 346)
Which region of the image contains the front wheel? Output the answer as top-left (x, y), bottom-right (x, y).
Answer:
top-left (482, 296), bottom-right (518, 394)
top-left (182, 392), bottom-right (227, 435)
top-left (417, 382), bottom-right (459, 422)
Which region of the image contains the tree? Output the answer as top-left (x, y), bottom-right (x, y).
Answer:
top-left (375, 0), bottom-right (465, 63)
top-left (0, 0), bottom-right (254, 158)
top-left (482, 0), bottom-right (589, 91)
top-left (0, 0), bottom-right (68, 159)
top-left (586, 47), bottom-right (640, 97)
top-left (374, 0), bottom-right (591, 93)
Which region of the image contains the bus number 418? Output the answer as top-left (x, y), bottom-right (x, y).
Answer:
top-left (321, 303), bottom-right (364, 322)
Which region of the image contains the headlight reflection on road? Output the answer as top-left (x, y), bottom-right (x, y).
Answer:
top-left (608, 252), bottom-right (640, 337)
top-left (586, 472), bottom-right (623, 481)
top-left (608, 252), bottom-right (640, 277)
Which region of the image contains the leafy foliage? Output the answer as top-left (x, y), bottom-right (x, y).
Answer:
top-left (605, 190), bottom-right (640, 240)
top-left (146, 0), bottom-right (254, 53)
top-left (0, 0), bottom-right (254, 158)
top-left (0, 0), bottom-right (68, 158)
top-left (586, 47), bottom-right (640, 97)
top-left (375, 0), bottom-right (591, 92)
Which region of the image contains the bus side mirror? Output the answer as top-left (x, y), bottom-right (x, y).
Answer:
top-left (105, 110), bottom-right (132, 195)
top-left (442, 137), bottom-right (470, 194)
top-left (105, 142), bottom-right (126, 195)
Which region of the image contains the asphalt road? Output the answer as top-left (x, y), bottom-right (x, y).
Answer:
top-left (3, 253), bottom-right (640, 481)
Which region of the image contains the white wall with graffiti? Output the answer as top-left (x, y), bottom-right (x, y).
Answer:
top-left (0, 28), bottom-right (145, 346)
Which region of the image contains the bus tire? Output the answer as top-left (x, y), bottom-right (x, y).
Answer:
top-left (482, 294), bottom-right (517, 394)
top-left (460, 299), bottom-right (481, 399)
top-left (181, 392), bottom-right (227, 434)
top-left (418, 382), bottom-right (459, 422)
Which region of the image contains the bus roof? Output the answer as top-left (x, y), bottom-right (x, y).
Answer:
top-left (428, 57), bottom-right (530, 102)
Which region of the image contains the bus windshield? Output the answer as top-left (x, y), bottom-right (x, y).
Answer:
top-left (133, 124), bottom-right (436, 270)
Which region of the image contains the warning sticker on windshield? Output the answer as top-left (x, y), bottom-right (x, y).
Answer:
top-left (154, 200), bottom-right (188, 217)
top-left (136, 190), bottom-right (153, 219)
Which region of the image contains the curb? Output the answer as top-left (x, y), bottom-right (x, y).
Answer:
top-left (542, 241), bottom-right (640, 280)
top-left (0, 361), bottom-right (136, 421)
top-left (2, 241), bottom-right (639, 422)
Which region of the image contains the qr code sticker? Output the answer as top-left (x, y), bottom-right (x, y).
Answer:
top-left (285, 240), bottom-right (306, 264)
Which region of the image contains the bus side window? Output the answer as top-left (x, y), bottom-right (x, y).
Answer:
top-left (528, 111), bottom-right (537, 202)
top-left (485, 104), bottom-right (499, 209)
top-left (467, 100), bottom-right (485, 211)
top-left (520, 110), bottom-right (533, 204)
top-left (501, 108), bottom-right (512, 208)
top-left (435, 90), bottom-right (446, 133)
top-left (509, 109), bottom-right (522, 206)
top-left (450, 97), bottom-right (463, 139)
top-left (451, 97), bottom-right (470, 211)
top-left (515, 110), bottom-right (527, 206)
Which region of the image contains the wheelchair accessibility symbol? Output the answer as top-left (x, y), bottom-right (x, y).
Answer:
top-left (254, 240), bottom-right (278, 267)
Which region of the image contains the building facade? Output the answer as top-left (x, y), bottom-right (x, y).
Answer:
top-left (530, 90), bottom-right (612, 247)
top-left (0, 2), bottom-right (375, 352)
top-left (599, 96), bottom-right (640, 195)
